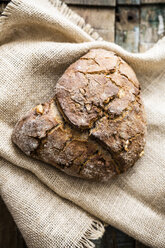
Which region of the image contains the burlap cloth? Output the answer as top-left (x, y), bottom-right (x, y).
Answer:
top-left (0, 0), bottom-right (165, 247)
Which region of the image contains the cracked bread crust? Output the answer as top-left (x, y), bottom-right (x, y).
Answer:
top-left (12, 49), bottom-right (147, 181)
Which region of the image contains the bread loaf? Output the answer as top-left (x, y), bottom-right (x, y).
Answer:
top-left (12, 49), bottom-right (147, 181)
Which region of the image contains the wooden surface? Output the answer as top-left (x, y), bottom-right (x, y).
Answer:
top-left (141, 0), bottom-right (165, 3)
top-left (70, 6), bottom-right (115, 41)
top-left (0, 0), bottom-right (164, 247)
top-left (140, 5), bottom-right (165, 52)
top-left (116, 6), bottom-right (140, 52)
top-left (62, 0), bottom-right (116, 6)
top-left (117, 0), bottom-right (140, 5)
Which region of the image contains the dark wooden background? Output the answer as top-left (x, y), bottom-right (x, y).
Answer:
top-left (1, 0), bottom-right (165, 247)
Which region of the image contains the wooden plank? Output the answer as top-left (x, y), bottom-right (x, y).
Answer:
top-left (117, 0), bottom-right (140, 5)
top-left (115, 6), bottom-right (140, 52)
top-left (141, 0), bottom-right (165, 4)
top-left (70, 6), bottom-right (115, 41)
top-left (0, 196), bottom-right (27, 248)
top-left (140, 5), bottom-right (165, 52)
top-left (102, 225), bottom-right (135, 248)
top-left (93, 225), bottom-right (151, 248)
top-left (63, 0), bottom-right (116, 6)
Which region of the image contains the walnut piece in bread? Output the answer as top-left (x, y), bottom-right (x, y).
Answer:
top-left (12, 49), bottom-right (147, 181)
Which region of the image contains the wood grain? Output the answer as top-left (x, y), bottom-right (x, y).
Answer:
top-left (62, 0), bottom-right (116, 6)
top-left (70, 6), bottom-right (115, 41)
top-left (117, 0), bottom-right (140, 5)
top-left (101, 225), bottom-right (135, 248)
top-left (116, 6), bottom-right (140, 52)
top-left (140, 5), bottom-right (165, 52)
top-left (141, 0), bottom-right (165, 4)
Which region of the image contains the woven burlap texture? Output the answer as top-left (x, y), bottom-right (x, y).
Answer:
top-left (0, 0), bottom-right (165, 247)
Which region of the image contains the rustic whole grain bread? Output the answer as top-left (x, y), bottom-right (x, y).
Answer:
top-left (12, 49), bottom-right (147, 181)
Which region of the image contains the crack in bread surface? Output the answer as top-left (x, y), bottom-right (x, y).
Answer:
top-left (12, 49), bottom-right (147, 181)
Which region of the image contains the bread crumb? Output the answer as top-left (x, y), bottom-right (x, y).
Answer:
top-left (124, 140), bottom-right (129, 151)
top-left (118, 89), bottom-right (125, 98)
top-left (36, 104), bottom-right (43, 115)
top-left (139, 150), bottom-right (144, 157)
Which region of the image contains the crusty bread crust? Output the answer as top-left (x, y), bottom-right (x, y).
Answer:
top-left (12, 49), bottom-right (147, 181)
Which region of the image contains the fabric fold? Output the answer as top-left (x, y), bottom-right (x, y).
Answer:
top-left (0, 157), bottom-right (104, 248)
top-left (0, 0), bottom-right (165, 247)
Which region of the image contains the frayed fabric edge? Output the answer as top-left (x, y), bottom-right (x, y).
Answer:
top-left (48, 0), bottom-right (103, 41)
top-left (0, 0), bottom-right (26, 45)
top-left (0, 0), bottom-right (22, 30)
top-left (74, 220), bottom-right (105, 248)
top-left (0, 0), bottom-right (102, 42)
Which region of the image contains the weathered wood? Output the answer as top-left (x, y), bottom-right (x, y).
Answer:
top-left (70, 6), bottom-right (115, 41)
top-left (141, 0), bottom-right (165, 4)
top-left (101, 225), bottom-right (136, 248)
top-left (63, 0), bottom-right (116, 6)
top-left (117, 0), bottom-right (140, 5)
top-left (115, 6), bottom-right (140, 52)
top-left (0, 196), bottom-right (27, 248)
top-left (140, 5), bottom-right (165, 52)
